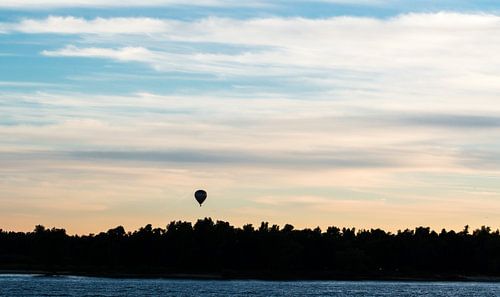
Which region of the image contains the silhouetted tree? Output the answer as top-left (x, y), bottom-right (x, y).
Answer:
top-left (1, 220), bottom-right (500, 279)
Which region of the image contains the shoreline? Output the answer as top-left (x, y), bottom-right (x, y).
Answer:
top-left (2, 269), bottom-right (500, 282)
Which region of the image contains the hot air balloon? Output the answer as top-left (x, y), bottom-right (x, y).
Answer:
top-left (194, 189), bottom-right (207, 206)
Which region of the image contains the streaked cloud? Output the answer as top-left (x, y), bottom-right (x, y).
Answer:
top-left (0, 0), bottom-right (396, 10)
top-left (0, 148), bottom-right (405, 169)
top-left (10, 16), bottom-right (170, 34)
top-left (0, 0), bottom-right (264, 9)
top-left (2, 5), bottom-right (500, 233)
top-left (0, 81), bottom-right (61, 87)
top-left (2, 91), bottom-right (500, 173)
top-left (18, 13), bottom-right (496, 98)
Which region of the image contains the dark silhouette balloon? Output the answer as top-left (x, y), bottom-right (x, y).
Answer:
top-left (194, 190), bottom-right (207, 206)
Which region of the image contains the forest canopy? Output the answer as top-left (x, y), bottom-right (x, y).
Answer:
top-left (1, 219), bottom-right (499, 280)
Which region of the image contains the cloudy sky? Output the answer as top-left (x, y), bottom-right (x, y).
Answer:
top-left (1, 1), bottom-right (500, 234)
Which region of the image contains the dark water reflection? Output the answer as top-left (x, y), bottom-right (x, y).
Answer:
top-left (1, 274), bottom-right (500, 296)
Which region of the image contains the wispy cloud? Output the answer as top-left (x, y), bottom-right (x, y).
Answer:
top-left (20, 13), bottom-right (497, 97)
top-left (3, 10), bottom-right (500, 231)
top-left (3, 89), bottom-right (500, 232)
top-left (42, 46), bottom-right (156, 61)
top-left (0, 0), bottom-right (394, 10)
top-left (0, 148), bottom-right (407, 171)
top-left (0, 0), bottom-right (265, 9)
top-left (0, 81), bottom-right (62, 87)
top-left (2, 91), bottom-right (500, 173)
top-left (10, 16), bottom-right (170, 34)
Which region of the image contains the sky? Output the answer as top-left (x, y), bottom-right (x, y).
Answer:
top-left (1, 1), bottom-right (500, 234)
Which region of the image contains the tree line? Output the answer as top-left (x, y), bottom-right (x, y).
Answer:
top-left (1, 218), bottom-right (499, 279)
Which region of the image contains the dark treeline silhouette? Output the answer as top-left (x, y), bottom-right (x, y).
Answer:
top-left (1, 219), bottom-right (500, 280)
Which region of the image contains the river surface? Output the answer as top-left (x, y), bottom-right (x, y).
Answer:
top-left (1, 274), bottom-right (500, 296)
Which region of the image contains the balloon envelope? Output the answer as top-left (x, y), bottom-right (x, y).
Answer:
top-left (194, 189), bottom-right (207, 206)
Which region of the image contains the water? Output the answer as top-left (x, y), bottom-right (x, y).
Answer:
top-left (1, 274), bottom-right (500, 296)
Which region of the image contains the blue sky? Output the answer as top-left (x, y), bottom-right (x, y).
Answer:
top-left (1, 1), bottom-right (500, 233)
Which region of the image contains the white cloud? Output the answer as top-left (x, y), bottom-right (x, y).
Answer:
top-left (13, 16), bottom-right (170, 34)
top-left (0, 81), bottom-right (61, 87)
top-left (9, 13), bottom-right (500, 144)
top-left (4, 12), bottom-right (500, 230)
top-left (0, 0), bottom-right (262, 9)
top-left (0, 0), bottom-right (387, 9)
top-left (29, 13), bottom-right (500, 101)
top-left (2, 91), bottom-right (500, 170)
top-left (3, 89), bottom-right (500, 231)
top-left (41, 45), bottom-right (291, 75)
top-left (42, 45), bottom-right (156, 61)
